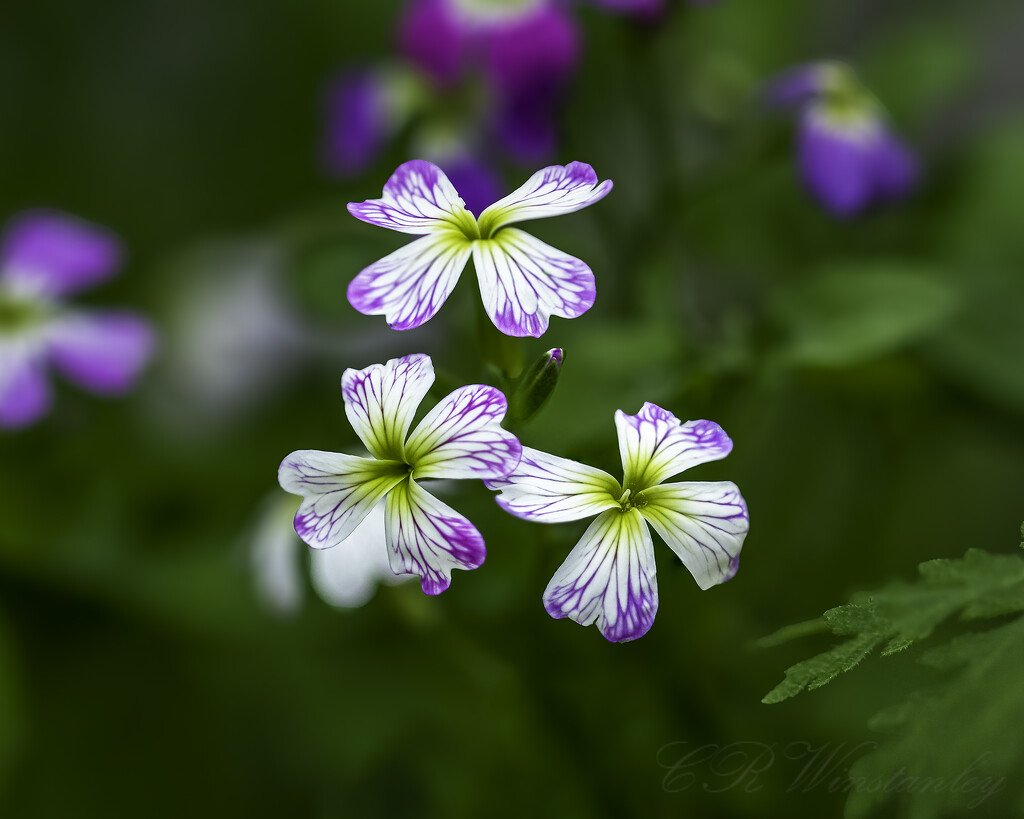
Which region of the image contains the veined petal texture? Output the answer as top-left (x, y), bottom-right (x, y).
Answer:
top-left (385, 478), bottom-right (486, 595)
top-left (348, 159), bottom-right (477, 236)
top-left (341, 354), bottom-right (435, 461)
top-left (543, 509), bottom-right (658, 643)
top-left (473, 228), bottom-right (595, 337)
top-left (406, 384), bottom-right (522, 480)
top-left (640, 481), bottom-right (748, 590)
top-left (616, 403), bottom-right (733, 488)
top-left (477, 162), bottom-right (613, 235)
top-left (485, 446), bottom-right (619, 523)
top-left (278, 450), bottom-right (407, 549)
top-left (347, 232), bottom-right (472, 331)
top-left (310, 504), bottom-right (410, 608)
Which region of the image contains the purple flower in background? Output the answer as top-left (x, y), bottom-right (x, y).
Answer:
top-left (0, 210), bottom-right (154, 429)
top-left (487, 403), bottom-right (749, 642)
top-left (278, 354), bottom-right (522, 594)
top-left (398, 0), bottom-right (580, 163)
top-left (347, 159), bottom-right (612, 337)
top-left (765, 62), bottom-right (918, 218)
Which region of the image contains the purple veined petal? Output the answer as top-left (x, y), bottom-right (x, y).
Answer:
top-left (310, 502), bottom-right (412, 608)
top-left (484, 445), bottom-right (620, 523)
top-left (797, 106), bottom-right (878, 218)
top-left (321, 70), bottom-right (392, 177)
top-left (46, 311), bottom-right (155, 394)
top-left (615, 403), bottom-right (733, 489)
top-left (869, 128), bottom-right (918, 203)
top-left (0, 337), bottom-right (51, 429)
top-left (640, 481), bottom-right (748, 590)
top-left (0, 210), bottom-right (123, 298)
top-left (405, 384), bottom-right (522, 480)
top-left (543, 508), bottom-right (658, 643)
top-left (278, 450), bottom-right (408, 549)
top-left (348, 232), bottom-right (472, 331)
top-left (340, 353), bottom-right (436, 461)
top-left (473, 227), bottom-right (596, 338)
top-left (397, 0), bottom-right (466, 86)
top-left (384, 477), bottom-right (486, 595)
top-left (348, 160), bottom-right (477, 236)
top-left (476, 162), bottom-right (613, 237)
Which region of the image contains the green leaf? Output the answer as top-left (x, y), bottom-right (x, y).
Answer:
top-left (773, 263), bottom-right (958, 368)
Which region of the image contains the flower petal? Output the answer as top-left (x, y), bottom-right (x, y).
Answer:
top-left (477, 161), bottom-right (612, 236)
top-left (543, 509), bottom-right (658, 643)
top-left (310, 503), bottom-right (410, 608)
top-left (340, 353), bottom-right (435, 461)
top-left (798, 106), bottom-right (877, 218)
top-left (405, 384), bottom-right (522, 480)
top-left (385, 478), bottom-right (485, 595)
top-left (473, 227), bottom-right (596, 337)
top-left (347, 159), bottom-right (476, 235)
top-left (484, 446), bottom-right (619, 523)
top-left (278, 450), bottom-right (407, 549)
top-left (0, 338), bottom-right (51, 429)
top-left (616, 403), bottom-right (733, 488)
top-left (347, 232), bottom-right (472, 331)
top-left (321, 70), bottom-right (392, 177)
top-left (0, 210), bottom-right (122, 298)
top-left (250, 494), bottom-right (305, 615)
top-left (640, 481), bottom-right (748, 590)
top-left (47, 311), bottom-right (155, 394)
top-left (869, 129), bottom-right (918, 203)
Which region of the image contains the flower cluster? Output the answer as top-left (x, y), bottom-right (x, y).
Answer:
top-left (0, 210), bottom-right (154, 429)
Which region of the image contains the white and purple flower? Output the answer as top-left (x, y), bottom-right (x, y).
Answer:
top-left (487, 402), bottom-right (748, 642)
top-left (0, 210), bottom-right (155, 429)
top-left (765, 62), bottom-right (917, 218)
top-left (278, 353), bottom-right (523, 594)
top-left (347, 159), bottom-right (613, 337)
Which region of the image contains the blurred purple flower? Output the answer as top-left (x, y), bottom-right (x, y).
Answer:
top-left (798, 106), bottom-right (917, 218)
top-left (0, 210), bottom-right (155, 429)
top-left (322, 71), bottom-right (391, 177)
top-left (765, 62), bottom-right (918, 218)
top-left (397, 0), bottom-right (579, 164)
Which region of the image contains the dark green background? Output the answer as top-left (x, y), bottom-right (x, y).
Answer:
top-left (2, 0), bottom-right (1023, 816)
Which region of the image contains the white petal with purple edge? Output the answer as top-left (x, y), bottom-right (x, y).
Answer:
top-left (543, 508), bottom-right (658, 643)
top-left (347, 160), bottom-right (477, 236)
top-left (47, 311), bottom-right (155, 394)
top-left (477, 162), bottom-right (613, 236)
top-left (347, 232), bottom-right (472, 331)
top-left (406, 384), bottom-right (522, 480)
top-left (473, 228), bottom-right (596, 337)
top-left (310, 504), bottom-right (410, 608)
top-left (384, 478), bottom-right (485, 595)
top-left (640, 481), bottom-right (748, 590)
top-left (0, 337), bottom-right (51, 429)
top-left (278, 450), bottom-right (407, 549)
top-left (341, 354), bottom-right (435, 461)
top-left (485, 446), bottom-right (619, 523)
top-left (616, 403), bottom-right (733, 488)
